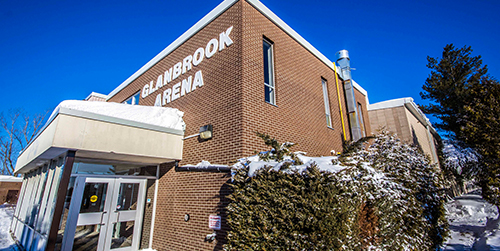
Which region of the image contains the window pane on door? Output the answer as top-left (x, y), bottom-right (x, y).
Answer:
top-left (111, 221), bottom-right (134, 249)
top-left (116, 183), bottom-right (139, 211)
top-left (80, 183), bottom-right (108, 213)
top-left (73, 224), bottom-right (100, 251)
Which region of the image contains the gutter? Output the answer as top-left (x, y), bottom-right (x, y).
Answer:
top-left (175, 165), bottom-right (232, 172)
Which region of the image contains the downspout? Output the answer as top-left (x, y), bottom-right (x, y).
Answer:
top-left (333, 64), bottom-right (347, 141)
top-left (336, 50), bottom-right (362, 141)
top-left (149, 164), bottom-right (160, 249)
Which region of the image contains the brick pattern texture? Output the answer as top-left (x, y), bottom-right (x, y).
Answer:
top-left (106, 1), bottom-right (370, 250)
top-left (368, 106), bottom-right (439, 164)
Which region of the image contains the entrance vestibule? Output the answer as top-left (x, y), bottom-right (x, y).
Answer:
top-left (11, 100), bottom-right (185, 251)
top-left (61, 176), bottom-right (147, 251)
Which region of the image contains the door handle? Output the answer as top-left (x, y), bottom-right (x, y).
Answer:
top-left (113, 211), bottom-right (120, 223)
top-left (100, 211), bottom-right (107, 225)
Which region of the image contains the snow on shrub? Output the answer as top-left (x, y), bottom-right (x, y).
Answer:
top-left (224, 131), bottom-right (448, 250)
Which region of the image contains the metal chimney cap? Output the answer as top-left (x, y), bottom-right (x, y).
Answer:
top-left (336, 50), bottom-right (349, 61)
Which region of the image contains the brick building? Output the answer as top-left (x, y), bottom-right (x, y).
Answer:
top-left (0, 175), bottom-right (22, 204)
top-left (368, 97), bottom-right (440, 165)
top-left (11, 0), bottom-right (371, 250)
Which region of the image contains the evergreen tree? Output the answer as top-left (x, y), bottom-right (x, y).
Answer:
top-left (420, 44), bottom-right (500, 207)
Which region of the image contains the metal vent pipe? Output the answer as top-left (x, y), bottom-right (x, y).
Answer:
top-left (336, 50), bottom-right (362, 141)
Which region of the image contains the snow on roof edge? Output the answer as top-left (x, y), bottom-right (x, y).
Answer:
top-left (18, 100), bottom-right (186, 157)
top-left (368, 97), bottom-right (412, 111)
top-left (54, 100), bottom-right (185, 132)
top-left (0, 175), bottom-right (22, 182)
top-left (85, 92), bottom-right (108, 100)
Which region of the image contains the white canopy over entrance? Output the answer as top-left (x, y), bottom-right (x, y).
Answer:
top-left (15, 100), bottom-right (185, 174)
top-left (11, 100), bottom-right (185, 251)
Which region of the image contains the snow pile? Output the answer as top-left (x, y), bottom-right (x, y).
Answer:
top-left (49, 100), bottom-right (186, 131)
top-left (0, 204), bottom-right (15, 249)
top-left (443, 191), bottom-right (500, 250)
top-left (232, 153), bottom-right (344, 177)
top-left (447, 193), bottom-right (498, 225)
top-left (0, 175), bottom-right (22, 182)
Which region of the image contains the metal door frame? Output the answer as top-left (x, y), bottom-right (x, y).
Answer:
top-left (61, 176), bottom-right (147, 251)
top-left (103, 178), bottom-right (146, 251)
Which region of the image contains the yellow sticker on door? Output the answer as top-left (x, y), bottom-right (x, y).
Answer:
top-left (90, 195), bottom-right (98, 203)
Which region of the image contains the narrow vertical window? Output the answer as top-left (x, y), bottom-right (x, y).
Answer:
top-left (357, 102), bottom-right (366, 137)
top-left (322, 78), bottom-right (332, 128)
top-left (263, 39), bottom-right (275, 105)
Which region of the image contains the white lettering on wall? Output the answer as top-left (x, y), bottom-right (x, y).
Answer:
top-left (205, 38), bottom-right (218, 59)
top-left (164, 68), bottom-right (172, 85)
top-left (140, 26), bottom-right (233, 105)
top-left (154, 94), bottom-right (162, 107)
top-left (142, 84), bottom-right (149, 98)
top-left (148, 81), bottom-right (155, 95)
top-left (171, 82), bottom-right (181, 101)
top-left (181, 76), bottom-right (192, 96)
top-left (172, 62), bottom-right (182, 80)
top-left (219, 26), bottom-right (233, 51)
top-left (155, 74), bottom-right (163, 90)
top-left (192, 70), bottom-right (204, 90)
top-left (163, 89), bottom-right (172, 105)
top-left (182, 55), bottom-right (193, 74)
top-left (193, 48), bottom-right (204, 66)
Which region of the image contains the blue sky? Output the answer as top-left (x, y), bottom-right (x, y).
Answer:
top-left (1, 0), bottom-right (499, 121)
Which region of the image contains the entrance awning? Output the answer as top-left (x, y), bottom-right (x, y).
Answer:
top-left (15, 100), bottom-right (185, 174)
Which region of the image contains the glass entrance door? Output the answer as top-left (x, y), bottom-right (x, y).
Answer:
top-left (104, 180), bottom-right (146, 250)
top-left (62, 177), bottom-right (146, 251)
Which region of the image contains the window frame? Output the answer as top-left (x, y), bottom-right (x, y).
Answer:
top-left (322, 78), bottom-right (333, 128)
top-left (263, 38), bottom-right (276, 105)
top-left (357, 102), bottom-right (366, 137)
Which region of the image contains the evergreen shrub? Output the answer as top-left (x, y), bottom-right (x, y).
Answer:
top-left (224, 132), bottom-right (447, 250)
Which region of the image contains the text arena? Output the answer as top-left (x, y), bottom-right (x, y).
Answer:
top-left (139, 26), bottom-right (234, 107)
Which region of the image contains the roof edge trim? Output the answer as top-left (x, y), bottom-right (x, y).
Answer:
top-left (352, 80), bottom-right (368, 96)
top-left (17, 103), bottom-right (185, 158)
top-left (368, 97), bottom-right (438, 136)
top-left (107, 0), bottom-right (240, 99)
top-left (245, 0), bottom-right (337, 73)
top-left (106, 0), bottom-right (375, 101)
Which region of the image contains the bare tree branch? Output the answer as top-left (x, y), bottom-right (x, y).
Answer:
top-left (0, 110), bottom-right (47, 175)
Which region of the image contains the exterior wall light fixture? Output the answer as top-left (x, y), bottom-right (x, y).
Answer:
top-left (182, 124), bottom-right (213, 141)
top-left (199, 124), bottom-right (213, 140)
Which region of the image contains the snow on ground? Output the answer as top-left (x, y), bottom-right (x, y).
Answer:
top-left (0, 204), bottom-right (16, 250)
top-left (443, 190), bottom-right (500, 250)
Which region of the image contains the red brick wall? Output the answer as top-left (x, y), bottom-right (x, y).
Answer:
top-left (106, 1), bottom-right (369, 250)
top-left (240, 0), bottom-right (350, 156)
top-left (107, 2), bottom-right (243, 250)
top-left (150, 163), bottom-right (231, 250)
top-left (108, 2), bottom-right (243, 167)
